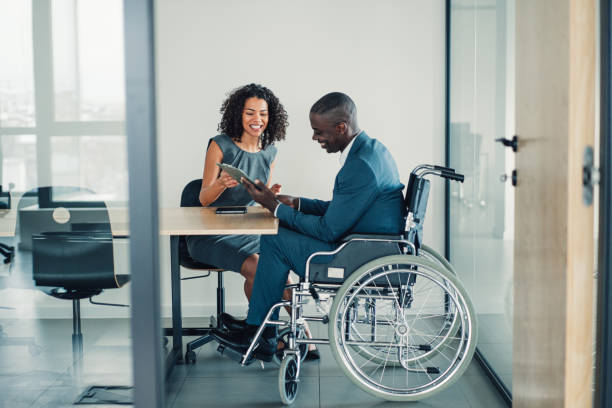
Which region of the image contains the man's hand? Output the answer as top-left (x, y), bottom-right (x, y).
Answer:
top-left (242, 178), bottom-right (279, 213)
top-left (276, 194), bottom-right (298, 209)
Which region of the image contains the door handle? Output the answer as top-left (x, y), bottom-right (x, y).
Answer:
top-left (495, 135), bottom-right (518, 152)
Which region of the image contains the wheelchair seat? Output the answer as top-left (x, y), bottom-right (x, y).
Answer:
top-left (307, 234), bottom-right (404, 284)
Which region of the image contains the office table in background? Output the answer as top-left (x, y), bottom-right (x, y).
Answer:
top-left (0, 205), bottom-right (278, 376)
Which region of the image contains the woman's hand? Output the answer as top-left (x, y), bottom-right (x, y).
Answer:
top-left (217, 171), bottom-right (239, 189)
top-left (270, 183), bottom-right (282, 195)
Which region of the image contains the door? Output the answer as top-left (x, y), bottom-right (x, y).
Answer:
top-left (513, 0), bottom-right (595, 406)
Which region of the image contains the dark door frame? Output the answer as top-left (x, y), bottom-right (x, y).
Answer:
top-left (596, 0), bottom-right (612, 407)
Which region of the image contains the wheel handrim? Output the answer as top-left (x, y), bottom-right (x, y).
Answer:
top-left (329, 257), bottom-right (476, 399)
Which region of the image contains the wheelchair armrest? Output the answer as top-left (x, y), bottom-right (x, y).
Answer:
top-left (341, 233), bottom-right (403, 242)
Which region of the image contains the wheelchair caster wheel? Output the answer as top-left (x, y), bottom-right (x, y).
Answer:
top-left (185, 350), bottom-right (196, 364)
top-left (273, 327), bottom-right (308, 367)
top-left (278, 354), bottom-right (299, 405)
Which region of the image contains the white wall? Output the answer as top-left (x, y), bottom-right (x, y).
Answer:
top-left (154, 0), bottom-right (447, 317)
top-left (0, 1), bottom-right (445, 320)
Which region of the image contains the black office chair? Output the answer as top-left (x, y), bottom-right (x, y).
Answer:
top-left (19, 186), bottom-right (130, 367)
top-left (169, 179), bottom-right (228, 364)
top-left (0, 186), bottom-right (15, 263)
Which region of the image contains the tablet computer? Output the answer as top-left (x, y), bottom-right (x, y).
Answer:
top-left (216, 163), bottom-right (262, 190)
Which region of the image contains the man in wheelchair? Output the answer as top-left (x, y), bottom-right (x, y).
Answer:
top-left (215, 91), bottom-right (406, 362)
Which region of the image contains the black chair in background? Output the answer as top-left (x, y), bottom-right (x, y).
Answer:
top-left (164, 179), bottom-right (228, 364)
top-left (20, 187), bottom-right (130, 368)
top-left (0, 186), bottom-right (14, 264)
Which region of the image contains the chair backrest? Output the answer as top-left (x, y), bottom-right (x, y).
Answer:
top-left (20, 186), bottom-right (119, 290)
top-left (178, 179), bottom-right (219, 269)
top-left (181, 179), bottom-right (203, 208)
top-left (403, 175), bottom-right (430, 250)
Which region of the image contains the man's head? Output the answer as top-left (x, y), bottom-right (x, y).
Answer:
top-left (309, 92), bottom-right (360, 153)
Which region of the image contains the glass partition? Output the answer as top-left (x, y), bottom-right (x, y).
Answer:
top-left (0, 0), bottom-right (135, 405)
top-left (448, 0), bottom-right (515, 396)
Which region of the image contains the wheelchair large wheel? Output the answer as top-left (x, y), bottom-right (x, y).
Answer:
top-left (418, 244), bottom-right (462, 343)
top-left (347, 246), bottom-right (461, 366)
top-left (328, 255), bottom-right (477, 402)
top-left (278, 354), bottom-right (299, 405)
top-left (419, 244), bottom-right (457, 275)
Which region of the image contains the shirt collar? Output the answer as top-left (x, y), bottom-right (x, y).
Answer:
top-left (339, 131), bottom-right (360, 166)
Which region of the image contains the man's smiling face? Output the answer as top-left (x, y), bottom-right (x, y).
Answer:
top-left (309, 112), bottom-right (349, 153)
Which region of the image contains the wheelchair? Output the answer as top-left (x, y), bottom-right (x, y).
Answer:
top-left (216, 164), bottom-right (477, 405)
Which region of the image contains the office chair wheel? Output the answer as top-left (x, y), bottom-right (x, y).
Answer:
top-left (278, 354), bottom-right (299, 405)
top-left (328, 255), bottom-right (477, 401)
top-left (185, 350), bottom-right (196, 364)
top-left (273, 327), bottom-right (308, 366)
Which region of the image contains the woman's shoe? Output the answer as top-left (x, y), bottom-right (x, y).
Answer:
top-left (304, 349), bottom-right (320, 361)
top-left (277, 339), bottom-right (321, 362)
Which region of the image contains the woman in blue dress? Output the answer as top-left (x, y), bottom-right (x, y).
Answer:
top-left (188, 83), bottom-right (286, 299)
top-left (188, 84), bottom-right (319, 359)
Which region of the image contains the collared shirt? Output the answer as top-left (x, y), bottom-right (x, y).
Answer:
top-left (339, 132), bottom-right (359, 167)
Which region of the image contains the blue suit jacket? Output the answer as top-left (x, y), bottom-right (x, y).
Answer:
top-left (276, 131), bottom-right (405, 243)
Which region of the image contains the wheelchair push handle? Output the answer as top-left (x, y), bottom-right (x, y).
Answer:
top-left (433, 165), bottom-right (455, 173)
top-left (441, 170), bottom-right (464, 183)
top-left (412, 164), bottom-right (465, 183)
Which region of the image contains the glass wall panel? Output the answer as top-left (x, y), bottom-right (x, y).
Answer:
top-left (52, 0), bottom-right (125, 122)
top-left (0, 1), bottom-right (134, 406)
top-left (1, 135), bottom-right (37, 192)
top-left (0, 0), bottom-right (35, 127)
top-left (51, 136), bottom-right (128, 200)
top-left (449, 0), bottom-right (515, 394)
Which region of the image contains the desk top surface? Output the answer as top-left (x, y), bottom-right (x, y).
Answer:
top-left (0, 206), bottom-right (278, 237)
top-left (123, 206), bottom-right (278, 236)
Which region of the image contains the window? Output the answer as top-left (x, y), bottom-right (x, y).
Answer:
top-left (0, 0), bottom-right (127, 200)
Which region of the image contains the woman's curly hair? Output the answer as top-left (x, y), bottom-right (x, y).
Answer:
top-left (218, 83), bottom-right (288, 149)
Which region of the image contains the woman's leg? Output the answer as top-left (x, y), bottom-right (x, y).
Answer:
top-left (239, 254), bottom-right (259, 299)
top-left (240, 255), bottom-right (297, 315)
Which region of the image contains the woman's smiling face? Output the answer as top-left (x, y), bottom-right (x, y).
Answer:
top-left (242, 97), bottom-right (269, 139)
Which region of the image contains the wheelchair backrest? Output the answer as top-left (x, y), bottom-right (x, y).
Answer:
top-left (403, 174), bottom-right (430, 250)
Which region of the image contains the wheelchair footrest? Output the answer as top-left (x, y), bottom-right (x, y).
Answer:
top-left (216, 343), bottom-right (254, 366)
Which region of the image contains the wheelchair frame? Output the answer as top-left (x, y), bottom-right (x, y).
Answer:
top-left (216, 164), bottom-right (477, 404)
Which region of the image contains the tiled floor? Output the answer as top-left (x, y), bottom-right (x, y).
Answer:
top-left (0, 318), bottom-right (508, 407)
top-left (167, 321), bottom-right (508, 408)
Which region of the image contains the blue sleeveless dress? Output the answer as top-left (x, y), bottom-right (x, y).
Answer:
top-left (186, 134), bottom-right (278, 272)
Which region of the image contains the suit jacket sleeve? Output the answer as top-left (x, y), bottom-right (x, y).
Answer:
top-left (298, 197), bottom-right (329, 215)
top-left (276, 159), bottom-right (378, 242)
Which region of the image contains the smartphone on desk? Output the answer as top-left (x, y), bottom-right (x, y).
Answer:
top-left (215, 206), bottom-right (247, 214)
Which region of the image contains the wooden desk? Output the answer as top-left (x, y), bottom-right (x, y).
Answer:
top-left (159, 207), bottom-right (277, 375)
top-left (1, 205), bottom-right (278, 375)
